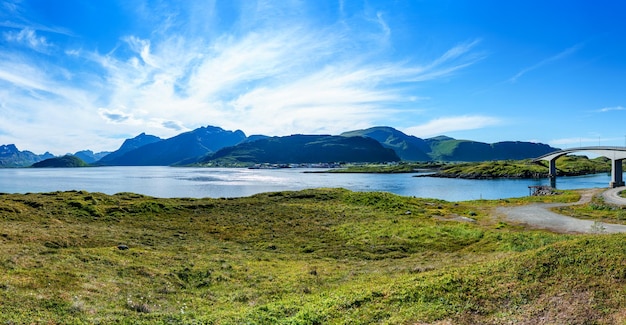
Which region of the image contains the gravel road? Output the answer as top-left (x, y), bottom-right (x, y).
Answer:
top-left (601, 186), bottom-right (626, 206)
top-left (496, 188), bottom-right (626, 234)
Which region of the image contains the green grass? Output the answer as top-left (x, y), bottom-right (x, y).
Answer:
top-left (0, 189), bottom-right (624, 323)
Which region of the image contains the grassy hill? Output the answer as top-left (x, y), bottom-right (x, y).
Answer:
top-left (0, 189), bottom-right (625, 323)
top-left (433, 156), bottom-right (612, 179)
top-left (427, 138), bottom-right (557, 161)
top-left (31, 155), bottom-right (89, 168)
top-left (341, 127), bottom-right (431, 161)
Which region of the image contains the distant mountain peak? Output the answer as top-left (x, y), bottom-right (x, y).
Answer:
top-left (341, 126), bottom-right (431, 161)
top-left (118, 133), bottom-right (161, 151)
top-left (0, 144), bottom-right (51, 167)
top-left (97, 126), bottom-right (247, 166)
top-left (427, 135), bottom-right (454, 141)
top-left (0, 144), bottom-right (19, 155)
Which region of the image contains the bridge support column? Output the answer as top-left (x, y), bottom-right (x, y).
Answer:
top-left (610, 159), bottom-right (625, 188)
top-left (548, 158), bottom-right (557, 188)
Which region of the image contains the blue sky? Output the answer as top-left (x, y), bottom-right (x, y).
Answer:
top-left (1, 0), bottom-right (625, 154)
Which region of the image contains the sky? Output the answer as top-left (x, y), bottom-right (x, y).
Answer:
top-left (1, 0), bottom-right (626, 155)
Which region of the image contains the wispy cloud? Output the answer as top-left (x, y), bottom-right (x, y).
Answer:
top-left (596, 106), bottom-right (625, 113)
top-left (89, 24), bottom-right (484, 138)
top-left (403, 115), bottom-right (501, 138)
top-left (509, 43), bottom-right (583, 83)
top-left (3, 28), bottom-right (51, 52)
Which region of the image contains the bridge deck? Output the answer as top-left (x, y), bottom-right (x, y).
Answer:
top-left (534, 146), bottom-right (626, 162)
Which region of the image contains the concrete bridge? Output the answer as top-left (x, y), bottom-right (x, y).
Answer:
top-left (534, 146), bottom-right (626, 188)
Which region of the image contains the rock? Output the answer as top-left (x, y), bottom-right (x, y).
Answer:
top-left (117, 244), bottom-right (129, 250)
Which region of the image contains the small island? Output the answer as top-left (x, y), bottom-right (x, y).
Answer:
top-left (31, 155), bottom-right (90, 168)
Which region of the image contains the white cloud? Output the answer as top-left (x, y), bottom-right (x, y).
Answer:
top-left (403, 115), bottom-right (501, 138)
top-left (3, 28), bottom-right (50, 52)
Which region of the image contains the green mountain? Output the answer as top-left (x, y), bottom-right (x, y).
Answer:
top-left (0, 144), bottom-right (53, 167)
top-left (31, 155), bottom-right (89, 168)
top-left (97, 126), bottom-right (247, 166)
top-left (341, 126), bottom-right (558, 162)
top-left (201, 134), bottom-right (400, 165)
top-left (341, 126), bottom-right (431, 161)
top-left (428, 138), bottom-right (558, 161)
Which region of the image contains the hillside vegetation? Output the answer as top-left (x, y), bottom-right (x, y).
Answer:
top-left (342, 127), bottom-right (558, 162)
top-left (31, 155), bottom-right (89, 168)
top-left (200, 135), bottom-right (399, 166)
top-left (432, 156), bottom-right (611, 179)
top-left (1, 189), bottom-right (625, 323)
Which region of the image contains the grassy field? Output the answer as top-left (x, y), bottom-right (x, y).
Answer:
top-left (1, 189), bottom-right (625, 324)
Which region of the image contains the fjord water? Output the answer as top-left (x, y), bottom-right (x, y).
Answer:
top-left (0, 166), bottom-right (616, 201)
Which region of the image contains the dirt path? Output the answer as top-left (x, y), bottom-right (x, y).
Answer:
top-left (601, 186), bottom-right (626, 206)
top-left (496, 188), bottom-right (626, 234)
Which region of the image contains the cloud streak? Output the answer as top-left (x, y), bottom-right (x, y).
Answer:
top-left (596, 106), bottom-right (625, 113)
top-left (509, 43), bottom-right (583, 83)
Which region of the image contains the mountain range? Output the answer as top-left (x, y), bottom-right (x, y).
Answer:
top-left (0, 144), bottom-right (54, 167)
top-left (201, 134), bottom-right (399, 165)
top-left (1, 125), bottom-right (560, 167)
top-left (342, 127), bottom-right (558, 162)
top-left (95, 126), bottom-right (246, 166)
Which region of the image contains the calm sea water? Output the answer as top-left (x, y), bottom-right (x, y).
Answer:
top-left (0, 166), bottom-right (616, 201)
